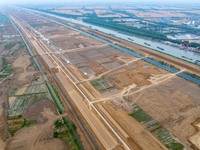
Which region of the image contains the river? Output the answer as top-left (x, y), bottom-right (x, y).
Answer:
top-left (22, 8), bottom-right (200, 85)
top-left (33, 12), bottom-right (200, 63)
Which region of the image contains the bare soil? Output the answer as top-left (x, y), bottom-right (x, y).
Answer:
top-left (107, 60), bottom-right (167, 89)
top-left (99, 102), bottom-right (167, 150)
top-left (188, 118), bottom-right (200, 149)
top-left (6, 107), bottom-right (68, 150)
top-left (23, 100), bottom-right (57, 124)
top-left (128, 77), bottom-right (200, 149)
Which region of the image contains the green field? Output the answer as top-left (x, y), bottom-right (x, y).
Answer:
top-left (130, 104), bottom-right (184, 150)
top-left (0, 58), bottom-right (13, 80)
top-left (91, 78), bottom-right (113, 91)
top-left (154, 128), bottom-right (184, 150)
top-left (9, 80), bottom-right (52, 117)
top-left (130, 105), bottom-right (152, 124)
top-left (4, 41), bottom-right (25, 51)
top-left (8, 116), bottom-right (37, 135)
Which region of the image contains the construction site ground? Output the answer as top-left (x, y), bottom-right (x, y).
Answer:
top-left (0, 10), bottom-right (71, 150)
top-left (2, 7), bottom-right (200, 150)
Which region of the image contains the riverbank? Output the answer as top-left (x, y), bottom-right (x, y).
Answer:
top-left (88, 29), bottom-right (200, 76)
top-left (24, 7), bottom-right (200, 64)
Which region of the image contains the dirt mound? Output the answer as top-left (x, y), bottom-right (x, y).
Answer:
top-left (22, 100), bottom-right (57, 124)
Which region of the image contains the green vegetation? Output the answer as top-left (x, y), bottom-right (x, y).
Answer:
top-left (46, 83), bottom-right (83, 149)
top-left (84, 18), bottom-right (168, 41)
top-left (27, 7), bottom-right (200, 48)
top-left (46, 82), bottom-right (65, 114)
top-left (0, 13), bottom-right (10, 24)
top-left (184, 72), bottom-right (200, 79)
top-left (112, 9), bottom-right (136, 18)
top-left (18, 41), bottom-right (25, 49)
top-left (130, 104), bottom-right (184, 150)
top-left (154, 128), bottom-right (184, 150)
top-left (0, 58), bottom-right (13, 79)
top-left (8, 88), bottom-right (18, 96)
top-left (83, 18), bottom-right (200, 48)
top-left (1, 58), bottom-right (13, 73)
top-left (9, 93), bottom-right (51, 117)
top-left (155, 21), bottom-right (200, 36)
top-left (13, 19), bottom-right (83, 149)
top-left (147, 122), bottom-right (161, 132)
top-left (22, 119), bottom-right (37, 127)
top-left (53, 119), bottom-right (81, 150)
top-left (130, 105), bottom-right (152, 124)
top-left (5, 42), bottom-right (17, 50)
top-left (159, 60), bottom-right (180, 71)
top-left (4, 41), bottom-right (25, 50)
top-left (8, 81), bottom-right (53, 117)
top-left (91, 78), bottom-right (113, 91)
top-left (8, 117), bottom-right (37, 136)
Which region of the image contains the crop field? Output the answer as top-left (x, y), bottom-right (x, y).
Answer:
top-left (131, 104), bottom-right (183, 150)
top-left (130, 105), bottom-right (152, 123)
top-left (0, 10), bottom-right (71, 150)
top-left (128, 77), bottom-right (200, 149)
top-left (4, 41), bottom-right (25, 51)
top-left (8, 80), bottom-right (52, 117)
top-left (91, 78), bottom-right (113, 91)
top-left (8, 116), bottom-right (37, 135)
top-left (0, 58), bottom-right (13, 82)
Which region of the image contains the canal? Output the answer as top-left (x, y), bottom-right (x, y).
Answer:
top-left (26, 9), bottom-right (200, 86)
top-left (32, 11), bottom-right (200, 63)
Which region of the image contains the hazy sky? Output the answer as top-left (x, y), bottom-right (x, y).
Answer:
top-left (0, 0), bottom-right (200, 5)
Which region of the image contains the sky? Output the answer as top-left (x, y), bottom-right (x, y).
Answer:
top-left (0, 0), bottom-right (200, 5)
